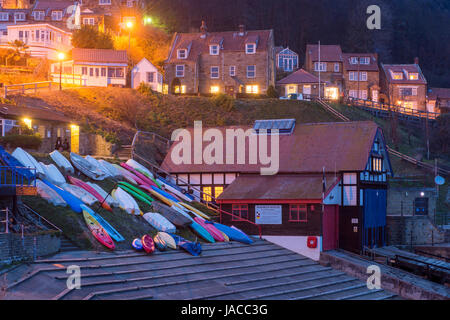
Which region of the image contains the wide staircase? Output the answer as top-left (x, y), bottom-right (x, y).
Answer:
top-left (3, 239), bottom-right (399, 300)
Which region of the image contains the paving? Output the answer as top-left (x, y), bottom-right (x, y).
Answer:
top-left (3, 239), bottom-right (399, 300)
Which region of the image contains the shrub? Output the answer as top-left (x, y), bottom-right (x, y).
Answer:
top-left (210, 93), bottom-right (235, 112)
top-left (0, 133), bottom-right (42, 149)
top-left (266, 85), bottom-right (279, 98)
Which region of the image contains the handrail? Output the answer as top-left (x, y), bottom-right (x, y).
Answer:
top-left (3, 81), bottom-right (52, 98)
top-left (0, 166), bottom-right (36, 187)
top-left (394, 254), bottom-right (450, 272)
top-left (21, 203), bottom-right (62, 233)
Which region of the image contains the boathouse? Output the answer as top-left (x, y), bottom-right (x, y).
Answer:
top-left (160, 120), bottom-right (393, 259)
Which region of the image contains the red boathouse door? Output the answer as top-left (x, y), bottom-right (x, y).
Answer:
top-left (322, 205), bottom-right (339, 251)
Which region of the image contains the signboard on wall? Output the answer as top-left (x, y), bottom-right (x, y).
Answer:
top-left (255, 205), bottom-right (282, 224)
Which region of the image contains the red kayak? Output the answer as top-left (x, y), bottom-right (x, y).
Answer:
top-left (120, 163), bottom-right (158, 188)
top-left (118, 163), bottom-right (148, 186)
top-left (141, 234), bottom-right (155, 254)
top-left (194, 217), bottom-right (225, 242)
top-left (68, 176), bottom-right (112, 212)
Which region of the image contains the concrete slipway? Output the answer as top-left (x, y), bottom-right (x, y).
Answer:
top-left (2, 239), bottom-right (399, 300)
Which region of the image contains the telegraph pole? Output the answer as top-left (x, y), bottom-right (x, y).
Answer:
top-left (318, 41), bottom-right (321, 99)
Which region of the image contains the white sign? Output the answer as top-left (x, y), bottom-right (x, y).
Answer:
top-left (255, 205), bottom-right (282, 224)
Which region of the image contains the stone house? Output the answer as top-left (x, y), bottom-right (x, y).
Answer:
top-left (427, 87), bottom-right (450, 114)
top-left (164, 22), bottom-right (276, 96)
top-left (342, 53), bottom-right (380, 102)
top-left (380, 58), bottom-right (428, 111)
top-left (304, 44), bottom-right (343, 100)
top-left (276, 68), bottom-right (325, 97)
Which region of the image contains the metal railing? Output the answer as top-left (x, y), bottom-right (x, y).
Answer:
top-left (50, 73), bottom-right (85, 86)
top-left (1, 208), bottom-right (10, 233)
top-left (0, 166), bottom-right (36, 188)
top-left (21, 203), bottom-right (62, 233)
top-left (3, 81), bottom-right (52, 98)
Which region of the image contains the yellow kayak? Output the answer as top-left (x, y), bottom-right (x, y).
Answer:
top-left (179, 202), bottom-right (211, 220)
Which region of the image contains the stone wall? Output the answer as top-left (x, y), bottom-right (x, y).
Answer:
top-left (0, 232), bottom-right (61, 265)
top-left (386, 216), bottom-right (445, 246)
top-left (79, 132), bottom-right (115, 157)
top-left (387, 187), bottom-right (437, 221)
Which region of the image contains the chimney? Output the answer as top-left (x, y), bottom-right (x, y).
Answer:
top-left (238, 24), bottom-right (245, 36)
top-left (200, 20), bottom-right (207, 38)
top-left (414, 57), bottom-right (419, 65)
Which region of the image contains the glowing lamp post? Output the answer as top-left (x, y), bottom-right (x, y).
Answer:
top-left (126, 21), bottom-right (133, 50)
top-left (58, 52), bottom-right (65, 91)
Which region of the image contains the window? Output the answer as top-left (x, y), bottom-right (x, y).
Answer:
top-left (210, 86), bottom-right (219, 94)
top-left (289, 204), bottom-right (307, 222)
top-left (209, 45), bottom-right (219, 55)
top-left (371, 156), bottom-right (382, 172)
top-left (359, 72), bottom-right (367, 81)
top-left (101, 68), bottom-right (106, 77)
top-left (408, 73), bottom-right (418, 80)
top-left (127, 0), bottom-right (134, 7)
top-left (147, 72), bottom-right (155, 83)
top-left (99, 0), bottom-right (111, 4)
top-left (245, 43), bottom-right (255, 54)
top-left (314, 62), bottom-right (326, 72)
top-left (177, 49), bottom-right (187, 59)
top-left (210, 66), bottom-right (219, 79)
top-left (95, 68), bottom-right (99, 77)
top-left (51, 11), bottom-right (62, 21)
top-left (360, 57), bottom-right (370, 64)
top-left (245, 85), bottom-right (259, 94)
top-left (359, 90), bottom-right (368, 100)
top-left (33, 11), bottom-right (44, 21)
top-left (108, 67), bottom-right (124, 78)
top-left (83, 18), bottom-right (95, 25)
top-left (349, 90), bottom-right (358, 98)
top-left (0, 13), bottom-right (8, 21)
top-left (203, 186), bottom-right (212, 202)
top-left (391, 72), bottom-right (403, 80)
top-left (89, 68), bottom-right (94, 77)
top-left (372, 90), bottom-right (378, 102)
top-left (229, 66), bottom-right (236, 77)
top-left (246, 65), bottom-right (255, 78)
top-left (334, 63), bottom-right (339, 72)
top-left (349, 71), bottom-right (358, 81)
top-left (81, 67), bottom-right (87, 75)
top-left (399, 87), bottom-right (417, 96)
top-left (343, 173), bottom-right (357, 206)
top-left (0, 119), bottom-right (19, 136)
top-left (175, 65), bottom-right (184, 77)
top-left (174, 85), bottom-right (186, 94)
top-left (350, 57), bottom-right (358, 64)
top-left (232, 204), bottom-right (248, 221)
top-left (14, 12), bottom-right (25, 21)
top-left (214, 186), bottom-right (223, 198)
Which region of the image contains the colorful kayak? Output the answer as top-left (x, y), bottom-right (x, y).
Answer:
top-left (80, 204), bottom-right (124, 242)
top-left (61, 183), bottom-right (97, 206)
top-left (135, 168), bottom-right (160, 187)
top-left (86, 182), bottom-right (119, 207)
top-left (153, 233), bottom-right (167, 251)
top-left (82, 207), bottom-right (115, 250)
top-left (152, 201), bottom-right (192, 228)
top-left (212, 223), bottom-right (253, 244)
top-left (68, 176), bottom-right (112, 211)
top-left (168, 233), bottom-right (202, 256)
top-left (194, 217), bottom-right (225, 242)
top-left (85, 156), bottom-right (112, 178)
top-left (141, 234), bottom-right (155, 254)
top-left (70, 152), bottom-right (107, 181)
top-left (125, 159), bottom-right (154, 179)
top-left (156, 176), bottom-right (195, 202)
top-left (151, 185), bottom-right (180, 203)
top-left (0, 146), bottom-right (35, 180)
top-left (49, 150), bottom-right (74, 174)
top-left (112, 187), bottom-right (141, 215)
top-left (139, 185), bottom-right (174, 206)
top-left (142, 212), bottom-right (176, 233)
top-left (132, 238), bottom-right (143, 250)
top-left (157, 232), bottom-right (177, 249)
top-left (189, 220), bottom-right (215, 243)
top-left (120, 163), bottom-right (157, 187)
top-left (117, 184), bottom-right (153, 207)
top-left (116, 164), bottom-right (147, 185)
top-left (112, 164), bottom-right (138, 185)
top-left (98, 159), bottom-right (122, 179)
top-left (118, 181), bottom-right (154, 203)
top-left (42, 179), bottom-right (83, 213)
top-left (178, 202), bottom-right (211, 220)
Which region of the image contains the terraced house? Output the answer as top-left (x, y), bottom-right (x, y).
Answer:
top-left (164, 22), bottom-right (276, 95)
top-left (342, 53), bottom-right (380, 102)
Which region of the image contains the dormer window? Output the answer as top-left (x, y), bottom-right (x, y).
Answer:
top-left (51, 11), bottom-right (63, 21)
top-left (350, 57), bottom-right (358, 64)
top-left (33, 11), bottom-right (45, 21)
top-left (14, 12), bottom-right (26, 21)
top-left (246, 43), bottom-right (255, 54)
top-left (175, 65), bottom-right (185, 77)
top-left (360, 57), bottom-right (370, 64)
top-left (177, 49), bottom-right (187, 59)
top-left (99, 0), bottom-right (111, 4)
top-left (391, 72), bottom-right (403, 80)
top-left (0, 13), bottom-right (9, 21)
top-left (209, 45), bottom-right (219, 55)
top-left (408, 73), bottom-right (418, 80)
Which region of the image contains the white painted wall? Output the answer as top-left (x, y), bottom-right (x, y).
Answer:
top-left (131, 58), bottom-right (163, 92)
top-left (262, 235), bottom-right (322, 261)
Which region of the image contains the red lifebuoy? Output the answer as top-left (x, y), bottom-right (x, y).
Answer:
top-left (307, 236), bottom-right (317, 248)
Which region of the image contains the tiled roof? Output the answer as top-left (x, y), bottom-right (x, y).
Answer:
top-left (342, 53), bottom-right (379, 72)
top-left (161, 121), bottom-right (380, 174)
top-left (33, 0), bottom-right (74, 11)
top-left (381, 63), bottom-right (427, 85)
top-left (428, 87), bottom-right (450, 100)
top-left (72, 48), bottom-right (128, 64)
top-left (0, 105), bottom-right (71, 123)
top-left (277, 68), bottom-right (321, 85)
top-left (306, 44), bottom-right (342, 62)
top-left (166, 29), bottom-right (272, 64)
top-left (217, 174), bottom-right (339, 201)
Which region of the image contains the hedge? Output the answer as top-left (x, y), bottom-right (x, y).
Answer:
top-left (0, 134), bottom-right (42, 149)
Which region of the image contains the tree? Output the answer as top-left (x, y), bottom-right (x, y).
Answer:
top-left (6, 40), bottom-right (29, 66)
top-left (71, 25), bottom-right (114, 49)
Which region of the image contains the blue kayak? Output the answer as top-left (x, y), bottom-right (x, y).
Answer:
top-left (189, 220), bottom-right (215, 243)
top-left (132, 238), bottom-right (143, 250)
top-left (0, 146), bottom-right (35, 180)
top-left (150, 185), bottom-right (179, 202)
top-left (42, 179), bottom-right (84, 213)
top-left (157, 176), bottom-right (195, 201)
top-left (212, 222), bottom-right (253, 244)
top-left (168, 233), bottom-right (202, 256)
top-left (80, 204), bottom-right (124, 242)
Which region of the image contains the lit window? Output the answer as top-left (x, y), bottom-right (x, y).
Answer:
top-left (210, 66), bottom-right (219, 79)
top-left (289, 204), bottom-right (307, 222)
top-left (245, 43), bottom-right (255, 54)
top-left (359, 90), bottom-right (367, 100)
top-left (175, 65), bottom-right (184, 77)
top-left (232, 204), bottom-right (248, 221)
top-left (210, 86), bottom-right (220, 94)
top-left (371, 157), bottom-right (382, 172)
top-left (209, 45), bottom-right (219, 55)
top-left (409, 73), bottom-right (418, 80)
top-left (51, 11), bottom-right (63, 21)
top-left (245, 85), bottom-right (259, 94)
top-left (229, 66), bottom-right (236, 77)
top-left (177, 49), bottom-right (187, 59)
top-left (314, 62), bottom-right (326, 72)
top-left (174, 85), bottom-right (186, 94)
top-left (83, 18), bottom-right (95, 25)
top-left (246, 65), bottom-right (255, 78)
top-left (202, 186), bottom-right (212, 202)
top-left (214, 186), bottom-right (223, 198)
top-left (391, 72), bottom-right (403, 80)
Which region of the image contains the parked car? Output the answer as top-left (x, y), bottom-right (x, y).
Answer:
top-left (279, 93), bottom-right (303, 100)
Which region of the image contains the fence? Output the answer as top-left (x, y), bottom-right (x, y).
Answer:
top-left (3, 81), bottom-right (52, 98)
top-left (50, 73), bottom-right (84, 86)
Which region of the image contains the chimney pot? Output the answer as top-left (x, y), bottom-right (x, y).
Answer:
top-left (414, 57), bottom-right (419, 65)
top-left (238, 24), bottom-right (245, 36)
top-left (200, 20), bottom-right (207, 38)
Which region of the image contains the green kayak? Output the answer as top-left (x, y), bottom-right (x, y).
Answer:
top-left (118, 183), bottom-right (153, 206)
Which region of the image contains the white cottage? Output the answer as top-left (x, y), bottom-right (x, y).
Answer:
top-left (131, 58), bottom-right (163, 92)
top-left (51, 48), bottom-right (128, 87)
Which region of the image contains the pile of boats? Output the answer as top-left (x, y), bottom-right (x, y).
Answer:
top-left (0, 146), bottom-right (253, 254)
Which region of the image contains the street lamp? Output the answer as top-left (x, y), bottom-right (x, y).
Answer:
top-left (126, 21), bottom-right (133, 50)
top-left (58, 52), bottom-right (65, 91)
